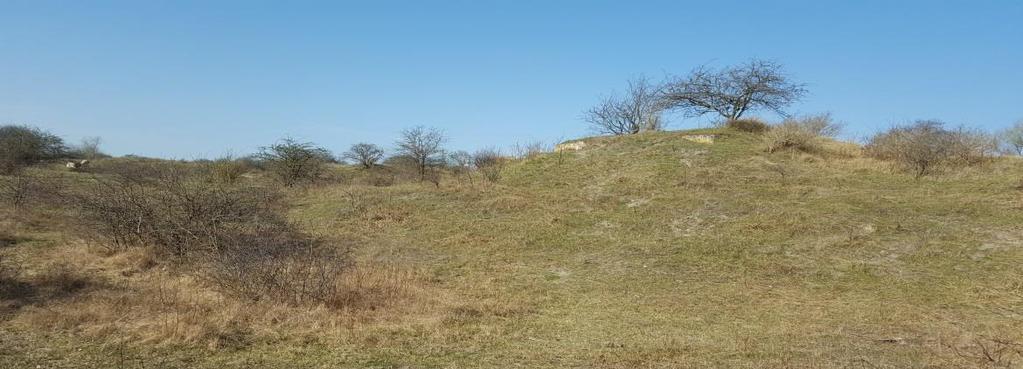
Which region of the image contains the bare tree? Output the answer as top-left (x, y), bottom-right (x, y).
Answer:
top-left (395, 126), bottom-right (446, 181)
top-left (343, 143), bottom-right (385, 168)
top-left (1002, 120), bottom-right (1023, 156)
top-left (76, 136), bottom-right (104, 159)
top-left (661, 59), bottom-right (806, 121)
top-left (584, 77), bottom-right (664, 135)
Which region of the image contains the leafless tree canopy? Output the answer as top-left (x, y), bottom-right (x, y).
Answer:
top-left (395, 126), bottom-right (446, 181)
top-left (661, 59), bottom-right (806, 121)
top-left (74, 137), bottom-right (104, 159)
top-left (584, 77), bottom-right (664, 135)
top-left (1002, 120), bottom-right (1023, 156)
top-left (344, 143), bottom-right (385, 168)
top-left (865, 120), bottom-right (995, 177)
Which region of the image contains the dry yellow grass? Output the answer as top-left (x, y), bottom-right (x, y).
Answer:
top-left (2, 128), bottom-right (1023, 368)
top-left (4, 241), bottom-right (445, 347)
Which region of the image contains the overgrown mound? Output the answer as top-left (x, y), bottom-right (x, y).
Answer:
top-left (2, 127), bottom-right (1023, 368)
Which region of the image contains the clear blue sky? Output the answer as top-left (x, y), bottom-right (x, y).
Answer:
top-left (2, 0), bottom-right (1021, 158)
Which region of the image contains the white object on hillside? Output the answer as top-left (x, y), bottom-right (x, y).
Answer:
top-left (680, 135), bottom-right (716, 144)
top-left (66, 160), bottom-right (90, 170)
top-left (555, 141), bottom-right (587, 152)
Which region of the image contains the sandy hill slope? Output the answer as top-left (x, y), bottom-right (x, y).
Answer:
top-left (2, 128), bottom-right (1022, 368)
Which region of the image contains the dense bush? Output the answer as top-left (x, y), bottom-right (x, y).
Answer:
top-left (65, 163), bottom-right (352, 304)
top-left (0, 173), bottom-right (36, 209)
top-left (725, 118), bottom-right (770, 133)
top-left (0, 171), bottom-right (63, 209)
top-left (209, 236), bottom-right (352, 306)
top-left (946, 127), bottom-right (998, 165)
top-left (763, 113), bottom-right (841, 153)
top-left (81, 157), bottom-right (195, 179)
top-left (206, 157), bottom-right (251, 185)
top-left (0, 168), bottom-right (65, 211)
top-left (67, 163), bottom-right (276, 254)
top-left (0, 125), bottom-right (67, 174)
top-left (473, 149), bottom-right (504, 183)
top-left (258, 139), bottom-right (333, 186)
top-left (866, 120), bottom-right (995, 177)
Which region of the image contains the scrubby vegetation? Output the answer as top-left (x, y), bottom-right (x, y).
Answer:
top-left (763, 113), bottom-right (842, 153)
top-left (257, 138), bottom-right (334, 186)
top-left (0, 125), bottom-right (67, 174)
top-left (1000, 119), bottom-right (1023, 156)
top-left (0, 170), bottom-right (62, 209)
top-left (472, 148), bottom-right (505, 183)
top-left (32, 161), bottom-right (349, 306)
top-left (206, 156), bottom-right (252, 185)
top-left (865, 120), bottom-right (997, 177)
top-left (724, 117), bottom-right (770, 133)
top-left (2, 121), bottom-right (1022, 368)
top-left (0, 62), bottom-right (1015, 367)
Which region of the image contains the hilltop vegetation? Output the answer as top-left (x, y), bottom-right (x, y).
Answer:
top-left (2, 123), bottom-right (1022, 368)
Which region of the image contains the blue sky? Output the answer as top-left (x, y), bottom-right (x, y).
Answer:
top-left (2, 0), bottom-right (1021, 158)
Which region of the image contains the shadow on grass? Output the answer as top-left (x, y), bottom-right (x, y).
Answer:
top-left (0, 264), bottom-right (104, 322)
top-left (0, 233), bottom-right (32, 249)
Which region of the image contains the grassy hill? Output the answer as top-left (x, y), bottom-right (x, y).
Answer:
top-left (3, 129), bottom-right (1023, 368)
